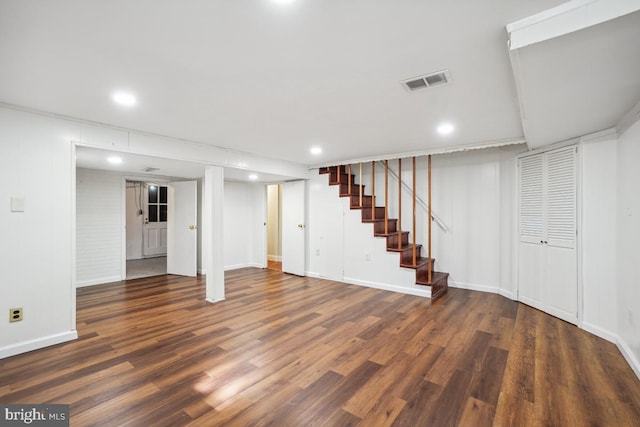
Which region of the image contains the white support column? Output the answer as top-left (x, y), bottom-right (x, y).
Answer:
top-left (204, 165), bottom-right (225, 303)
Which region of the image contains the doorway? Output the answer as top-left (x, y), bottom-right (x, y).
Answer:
top-left (125, 180), bottom-right (167, 279)
top-left (266, 184), bottom-right (282, 271)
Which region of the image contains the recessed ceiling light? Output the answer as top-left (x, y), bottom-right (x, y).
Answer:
top-left (112, 91), bottom-right (137, 107)
top-left (437, 123), bottom-right (455, 135)
top-left (107, 156), bottom-right (123, 165)
top-left (310, 146), bottom-right (322, 155)
top-left (249, 174), bottom-right (258, 180)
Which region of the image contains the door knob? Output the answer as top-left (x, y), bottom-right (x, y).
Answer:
top-left (189, 225), bottom-right (197, 230)
top-left (298, 224), bottom-right (305, 229)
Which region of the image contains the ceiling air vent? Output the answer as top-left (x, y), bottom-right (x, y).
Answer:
top-left (402, 70), bottom-right (452, 92)
top-left (143, 167), bottom-right (160, 173)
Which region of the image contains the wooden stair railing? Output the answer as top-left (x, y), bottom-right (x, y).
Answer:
top-left (319, 161), bottom-right (448, 298)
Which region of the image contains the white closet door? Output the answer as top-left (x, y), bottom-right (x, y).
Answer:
top-left (518, 153), bottom-right (546, 310)
top-left (545, 146), bottom-right (577, 323)
top-left (282, 180), bottom-right (307, 276)
top-left (517, 146), bottom-right (577, 324)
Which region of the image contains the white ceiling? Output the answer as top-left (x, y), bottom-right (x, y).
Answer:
top-left (513, 9), bottom-right (640, 148)
top-left (1, 0), bottom-right (638, 167)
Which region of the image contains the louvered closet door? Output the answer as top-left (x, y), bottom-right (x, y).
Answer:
top-left (518, 146), bottom-right (577, 324)
top-left (545, 146), bottom-right (577, 322)
top-left (518, 154), bottom-right (546, 309)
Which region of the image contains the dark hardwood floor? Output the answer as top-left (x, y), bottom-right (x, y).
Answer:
top-left (1, 269), bottom-right (640, 426)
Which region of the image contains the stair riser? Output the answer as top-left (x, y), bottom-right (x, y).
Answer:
top-left (415, 263), bottom-right (438, 278)
top-left (329, 172), bottom-right (353, 184)
top-left (373, 220), bottom-right (398, 234)
top-left (400, 249), bottom-right (425, 265)
top-left (339, 183), bottom-right (364, 196)
top-left (386, 233), bottom-right (409, 248)
top-left (362, 207), bottom-right (386, 221)
top-left (350, 195), bottom-right (372, 208)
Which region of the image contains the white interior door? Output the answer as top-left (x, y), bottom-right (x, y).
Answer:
top-left (282, 180), bottom-right (306, 276)
top-left (167, 180), bottom-right (197, 277)
top-left (143, 184), bottom-right (168, 257)
top-left (518, 146), bottom-right (577, 324)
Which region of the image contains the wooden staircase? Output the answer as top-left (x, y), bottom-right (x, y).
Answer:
top-left (320, 165), bottom-right (449, 298)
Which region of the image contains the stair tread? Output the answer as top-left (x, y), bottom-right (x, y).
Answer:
top-left (387, 243), bottom-right (423, 252)
top-left (415, 271), bottom-right (449, 286)
top-left (375, 230), bottom-right (407, 237)
top-left (399, 256), bottom-right (434, 269)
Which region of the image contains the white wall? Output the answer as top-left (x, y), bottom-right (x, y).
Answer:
top-left (617, 119), bottom-right (640, 373)
top-left (308, 176), bottom-right (344, 282)
top-left (76, 168), bottom-right (123, 286)
top-left (0, 107), bottom-right (78, 358)
top-left (249, 183), bottom-right (267, 269)
top-left (580, 136), bottom-right (618, 339)
top-left (498, 146), bottom-right (522, 298)
top-left (430, 150), bottom-right (502, 293)
top-left (223, 181), bottom-right (264, 270)
top-left (308, 147), bottom-right (519, 296)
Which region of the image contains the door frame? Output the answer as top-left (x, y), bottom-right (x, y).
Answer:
top-left (121, 176), bottom-right (170, 279)
top-left (515, 139), bottom-right (583, 326)
top-left (263, 181), bottom-right (308, 274)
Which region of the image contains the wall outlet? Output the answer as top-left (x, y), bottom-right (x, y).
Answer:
top-left (10, 307), bottom-right (22, 322)
top-left (364, 252), bottom-right (371, 262)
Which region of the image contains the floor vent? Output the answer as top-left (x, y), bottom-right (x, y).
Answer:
top-left (402, 70), bottom-right (452, 92)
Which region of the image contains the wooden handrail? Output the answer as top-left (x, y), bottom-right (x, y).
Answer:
top-left (384, 160), bottom-right (388, 234)
top-left (428, 155), bottom-right (432, 284)
top-left (412, 157), bottom-right (416, 267)
top-left (371, 161), bottom-right (375, 220)
top-left (348, 164), bottom-right (351, 195)
top-left (398, 158), bottom-right (402, 250)
top-left (337, 165), bottom-right (341, 184)
top-left (359, 163), bottom-right (363, 207)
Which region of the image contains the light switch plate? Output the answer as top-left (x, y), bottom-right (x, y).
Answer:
top-left (10, 197), bottom-right (25, 212)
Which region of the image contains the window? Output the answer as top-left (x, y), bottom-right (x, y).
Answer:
top-left (148, 185), bottom-right (168, 222)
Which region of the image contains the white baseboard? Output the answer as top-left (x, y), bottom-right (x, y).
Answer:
top-left (343, 277), bottom-right (431, 298)
top-left (582, 321), bottom-right (618, 344)
top-left (248, 262), bottom-right (265, 269)
top-left (0, 330), bottom-right (78, 359)
top-left (206, 297), bottom-right (226, 304)
top-left (267, 255), bottom-right (282, 262)
top-left (224, 264), bottom-right (248, 271)
top-left (76, 276), bottom-right (122, 288)
top-left (449, 280), bottom-right (498, 294)
top-left (498, 288), bottom-right (516, 300)
top-left (616, 335), bottom-right (640, 381)
top-left (198, 268), bottom-right (206, 275)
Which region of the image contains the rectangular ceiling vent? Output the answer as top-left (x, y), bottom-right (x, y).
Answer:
top-left (143, 167), bottom-right (160, 173)
top-left (402, 70), bottom-right (452, 92)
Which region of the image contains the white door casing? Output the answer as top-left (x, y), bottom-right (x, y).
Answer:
top-left (282, 180), bottom-right (306, 276)
top-left (167, 180), bottom-right (198, 277)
